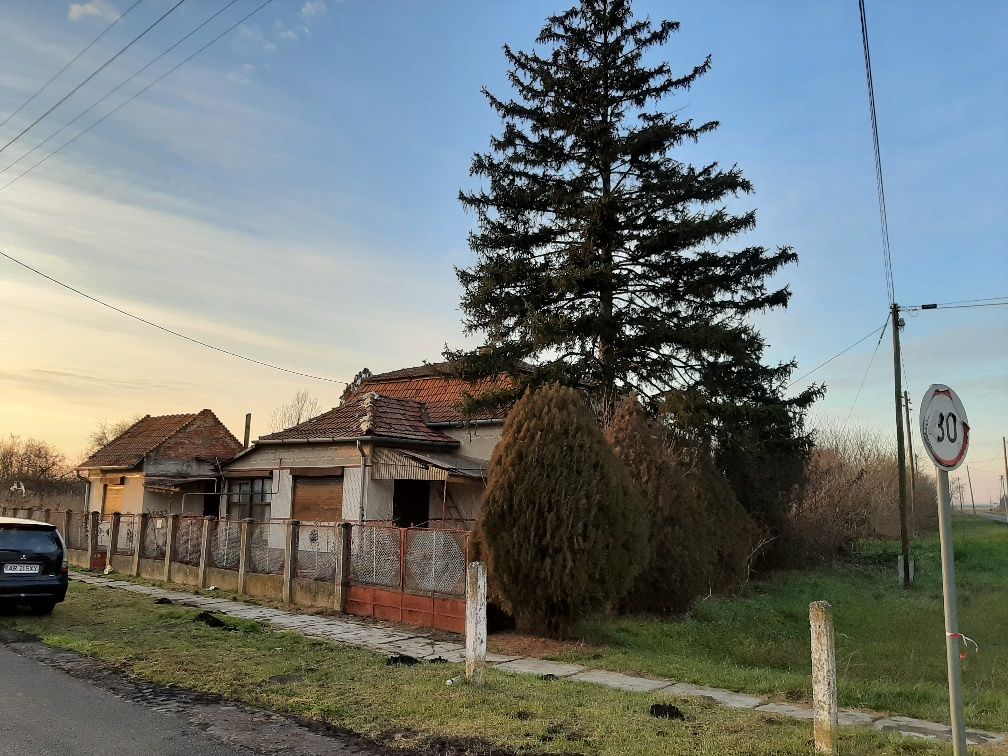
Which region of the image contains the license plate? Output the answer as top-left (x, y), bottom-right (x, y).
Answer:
top-left (3, 563), bottom-right (40, 574)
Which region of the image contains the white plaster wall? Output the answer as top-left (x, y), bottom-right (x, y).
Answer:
top-left (341, 467), bottom-right (393, 522)
top-left (443, 425), bottom-right (503, 461)
top-left (271, 470), bottom-right (292, 519)
top-left (227, 443), bottom-right (358, 470)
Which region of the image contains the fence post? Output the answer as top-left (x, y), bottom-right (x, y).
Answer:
top-left (107, 512), bottom-right (121, 574)
top-left (163, 513), bottom-right (179, 582)
top-left (43, 508), bottom-right (52, 524)
top-left (62, 509), bottom-right (73, 545)
top-left (466, 561), bottom-right (488, 686)
top-left (810, 601), bottom-right (838, 755)
top-left (86, 510), bottom-right (100, 570)
top-left (237, 518), bottom-right (253, 596)
top-left (198, 517), bottom-right (214, 589)
top-left (132, 513), bottom-right (147, 577)
top-left (283, 520), bottom-right (299, 604)
top-left (335, 522), bottom-right (352, 612)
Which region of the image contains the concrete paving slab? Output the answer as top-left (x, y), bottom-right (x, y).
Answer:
top-left (568, 669), bottom-right (672, 693)
top-left (667, 683), bottom-right (763, 709)
top-left (838, 708), bottom-right (878, 727)
top-left (754, 702), bottom-right (814, 720)
top-left (494, 658), bottom-right (585, 678)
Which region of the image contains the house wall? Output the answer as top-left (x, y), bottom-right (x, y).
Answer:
top-left (427, 479), bottom-right (483, 524)
top-left (86, 473), bottom-right (145, 515)
top-left (442, 424), bottom-right (503, 461)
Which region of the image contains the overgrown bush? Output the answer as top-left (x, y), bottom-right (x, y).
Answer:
top-left (606, 396), bottom-right (757, 613)
top-left (476, 384), bottom-right (649, 637)
top-left (783, 424), bottom-right (938, 564)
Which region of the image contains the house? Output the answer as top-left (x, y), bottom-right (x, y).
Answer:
top-left (222, 363), bottom-right (516, 528)
top-left (77, 410), bottom-right (244, 517)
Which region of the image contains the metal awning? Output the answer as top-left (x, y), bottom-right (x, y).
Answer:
top-left (370, 448), bottom-right (487, 481)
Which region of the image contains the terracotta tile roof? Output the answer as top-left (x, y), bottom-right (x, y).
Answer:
top-left (260, 393), bottom-right (458, 445)
top-left (345, 362), bottom-right (515, 423)
top-left (79, 413), bottom-right (196, 469)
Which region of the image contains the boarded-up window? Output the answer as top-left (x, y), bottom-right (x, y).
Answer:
top-left (103, 484), bottom-right (125, 514)
top-left (293, 476), bottom-right (343, 523)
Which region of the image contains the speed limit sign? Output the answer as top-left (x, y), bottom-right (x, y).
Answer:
top-left (919, 384), bottom-right (970, 471)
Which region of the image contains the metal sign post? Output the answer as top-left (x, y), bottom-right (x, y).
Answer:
top-left (919, 384), bottom-right (970, 756)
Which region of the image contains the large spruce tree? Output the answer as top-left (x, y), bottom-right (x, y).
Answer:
top-left (448, 0), bottom-right (816, 426)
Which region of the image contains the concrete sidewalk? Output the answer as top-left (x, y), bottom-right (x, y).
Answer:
top-left (73, 572), bottom-right (1004, 748)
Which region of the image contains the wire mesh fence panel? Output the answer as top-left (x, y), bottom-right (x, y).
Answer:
top-left (404, 528), bottom-right (467, 596)
top-left (350, 525), bottom-right (401, 589)
top-left (66, 513), bottom-right (88, 550)
top-left (114, 514), bottom-right (138, 556)
top-left (295, 523), bottom-right (340, 581)
top-left (209, 518), bottom-right (241, 570)
top-left (143, 516), bottom-right (168, 560)
top-left (247, 520), bottom-right (285, 575)
top-left (174, 517), bottom-right (204, 566)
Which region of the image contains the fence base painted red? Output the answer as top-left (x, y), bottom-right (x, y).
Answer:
top-left (345, 585), bottom-right (466, 634)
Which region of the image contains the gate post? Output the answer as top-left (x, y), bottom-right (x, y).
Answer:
top-left (132, 513), bottom-right (147, 576)
top-left (198, 517), bottom-right (214, 588)
top-left (86, 510), bottom-right (100, 570)
top-left (107, 512), bottom-right (121, 573)
top-left (237, 518), bottom-right (253, 596)
top-left (335, 522), bottom-right (352, 612)
top-left (810, 601), bottom-right (838, 754)
top-left (163, 513), bottom-right (179, 582)
top-left (283, 520), bottom-right (299, 604)
top-left (466, 561), bottom-right (488, 686)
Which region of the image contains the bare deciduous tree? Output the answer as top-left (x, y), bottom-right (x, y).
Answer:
top-left (86, 415), bottom-right (142, 456)
top-left (269, 389), bottom-right (321, 432)
top-left (0, 435), bottom-right (80, 499)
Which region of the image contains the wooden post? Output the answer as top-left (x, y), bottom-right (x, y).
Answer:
top-left (163, 513), bottom-right (179, 582)
top-left (334, 522), bottom-right (352, 612)
top-left (465, 561), bottom-right (487, 686)
top-left (237, 518), bottom-right (253, 596)
top-left (810, 601), bottom-right (838, 754)
top-left (283, 520), bottom-right (299, 604)
top-left (107, 512), bottom-right (121, 573)
top-left (198, 517), bottom-right (214, 588)
top-left (132, 513), bottom-right (147, 577)
top-left (86, 510), bottom-right (100, 570)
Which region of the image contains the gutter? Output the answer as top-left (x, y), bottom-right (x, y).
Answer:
top-left (253, 436), bottom-right (459, 450)
top-left (427, 419), bottom-right (505, 428)
top-left (356, 441), bottom-right (368, 523)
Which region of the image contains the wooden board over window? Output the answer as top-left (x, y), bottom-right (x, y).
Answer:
top-left (103, 484), bottom-right (125, 514)
top-left (293, 476), bottom-right (343, 523)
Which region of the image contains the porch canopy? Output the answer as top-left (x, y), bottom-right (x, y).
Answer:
top-left (370, 448), bottom-right (488, 481)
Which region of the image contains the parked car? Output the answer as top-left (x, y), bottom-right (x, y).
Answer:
top-left (0, 517), bottom-right (69, 614)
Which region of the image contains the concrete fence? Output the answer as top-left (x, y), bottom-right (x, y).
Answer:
top-left (0, 507), bottom-right (470, 632)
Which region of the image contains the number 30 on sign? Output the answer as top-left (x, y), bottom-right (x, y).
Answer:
top-left (919, 384), bottom-right (970, 471)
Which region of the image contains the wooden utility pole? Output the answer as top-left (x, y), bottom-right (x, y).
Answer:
top-left (1002, 437), bottom-right (1008, 515)
top-left (891, 304), bottom-right (911, 587)
top-left (903, 390), bottom-right (918, 534)
top-left (966, 465), bottom-right (976, 514)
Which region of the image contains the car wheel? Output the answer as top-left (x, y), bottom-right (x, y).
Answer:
top-left (30, 601), bottom-right (56, 615)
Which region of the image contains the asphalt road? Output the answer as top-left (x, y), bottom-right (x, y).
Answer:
top-left (0, 644), bottom-right (247, 756)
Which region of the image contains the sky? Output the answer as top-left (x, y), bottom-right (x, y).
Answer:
top-left (0, 1), bottom-right (1004, 500)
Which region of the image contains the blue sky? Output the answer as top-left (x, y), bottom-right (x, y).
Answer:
top-left (0, 1), bottom-right (1004, 498)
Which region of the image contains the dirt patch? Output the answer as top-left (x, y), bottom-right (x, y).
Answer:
top-left (488, 631), bottom-right (601, 659)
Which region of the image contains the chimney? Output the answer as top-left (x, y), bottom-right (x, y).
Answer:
top-left (243, 413), bottom-right (252, 448)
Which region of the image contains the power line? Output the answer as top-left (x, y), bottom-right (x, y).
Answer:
top-left (858, 0), bottom-right (896, 306)
top-left (909, 299), bottom-right (1008, 312)
top-left (0, 249), bottom-right (348, 386)
top-left (0, 0), bottom-right (145, 132)
top-left (842, 317), bottom-right (889, 429)
top-left (787, 319), bottom-right (888, 388)
top-left (0, 0), bottom-right (188, 156)
top-left (0, 0), bottom-right (244, 179)
top-left (0, 0), bottom-right (275, 193)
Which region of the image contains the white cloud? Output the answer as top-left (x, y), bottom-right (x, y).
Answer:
top-left (301, 0), bottom-right (326, 19)
top-left (68, 1), bottom-right (119, 22)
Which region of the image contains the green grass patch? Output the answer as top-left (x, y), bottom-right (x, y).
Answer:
top-left (542, 517), bottom-right (1008, 732)
top-left (1, 583), bottom-right (950, 755)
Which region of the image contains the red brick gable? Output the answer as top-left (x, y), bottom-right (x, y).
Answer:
top-left (154, 409), bottom-right (243, 463)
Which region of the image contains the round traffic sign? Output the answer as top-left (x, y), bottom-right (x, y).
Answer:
top-left (919, 384), bottom-right (970, 471)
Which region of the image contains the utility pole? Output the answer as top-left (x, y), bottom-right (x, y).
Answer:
top-left (1003, 436), bottom-right (1008, 519)
top-left (903, 390), bottom-right (918, 534)
top-left (891, 304), bottom-right (911, 588)
top-left (966, 465), bottom-right (976, 514)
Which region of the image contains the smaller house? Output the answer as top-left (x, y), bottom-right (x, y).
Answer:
top-left (77, 410), bottom-right (244, 517)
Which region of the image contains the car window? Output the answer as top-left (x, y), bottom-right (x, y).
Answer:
top-left (0, 527), bottom-right (60, 552)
